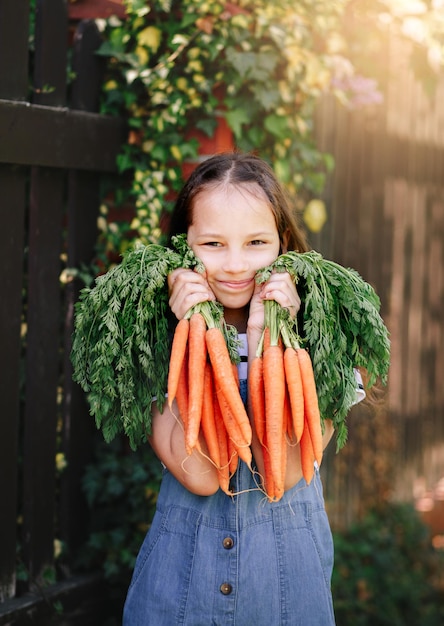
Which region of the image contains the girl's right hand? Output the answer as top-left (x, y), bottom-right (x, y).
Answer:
top-left (168, 268), bottom-right (216, 320)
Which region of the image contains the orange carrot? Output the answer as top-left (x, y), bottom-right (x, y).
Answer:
top-left (167, 317), bottom-right (190, 409)
top-left (261, 432), bottom-right (275, 502)
top-left (280, 428), bottom-right (288, 495)
top-left (175, 345), bottom-right (189, 430)
top-left (296, 348), bottom-right (323, 465)
top-left (300, 421), bottom-right (315, 484)
top-left (228, 364), bottom-right (241, 475)
top-left (213, 390), bottom-right (231, 495)
top-left (200, 361), bottom-right (220, 468)
top-left (263, 344), bottom-right (286, 500)
top-left (263, 326), bottom-right (282, 352)
top-left (206, 327), bottom-right (252, 446)
top-left (249, 356), bottom-right (266, 445)
top-left (283, 384), bottom-right (292, 441)
top-left (185, 312), bottom-right (207, 455)
top-left (215, 386), bottom-right (252, 469)
top-left (228, 438), bottom-right (239, 477)
top-left (263, 326), bottom-right (271, 352)
top-left (283, 347), bottom-right (305, 443)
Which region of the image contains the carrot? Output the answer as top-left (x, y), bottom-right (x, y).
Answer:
top-left (263, 325), bottom-right (283, 352)
top-left (300, 421), bottom-right (315, 484)
top-left (200, 361), bottom-right (220, 468)
top-left (249, 356), bottom-right (266, 445)
top-left (185, 312), bottom-right (207, 455)
top-left (167, 317), bottom-right (190, 409)
top-left (280, 429), bottom-right (288, 495)
top-left (263, 326), bottom-right (271, 352)
top-left (283, 384), bottom-right (292, 441)
top-left (215, 386), bottom-right (252, 469)
top-left (175, 345), bottom-right (189, 430)
top-left (228, 439), bottom-right (239, 476)
top-left (283, 347), bottom-right (304, 443)
top-left (263, 344), bottom-right (286, 500)
top-left (261, 433), bottom-right (275, 502)
top-left (206, 327), bottom-right (252, 446)
top-left (296, 348), bottom-right (323, 465)
top-left (213, 390), bottom-right (231, 495)
top-left (228, 364), bottom-right (241, 476)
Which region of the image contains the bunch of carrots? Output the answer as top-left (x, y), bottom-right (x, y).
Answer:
top-left (249, 299), bottom-right (323, 501)
top-left (167, 303), bottom-right (253, 496)
top-left (167, 299), bottom-right (322, 502)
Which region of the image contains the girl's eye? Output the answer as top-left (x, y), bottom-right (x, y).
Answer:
top-left (203, 241), bottom-right (222, 247)
top-left (250, 240), bottom-right (265, 246)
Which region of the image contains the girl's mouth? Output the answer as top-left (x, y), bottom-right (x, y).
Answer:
top-left (218, 278), bottom-right (254, 291)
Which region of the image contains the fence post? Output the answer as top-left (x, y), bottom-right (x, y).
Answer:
top-left (21, 0), bottom-right (68, 585)
top-left (60, 19), bottom-right (110, 556)
top-left (0, 0), bottom-right (30, 602)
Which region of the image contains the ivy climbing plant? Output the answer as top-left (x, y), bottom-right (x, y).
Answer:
top-left (94, 0), bottom-right (350, 257)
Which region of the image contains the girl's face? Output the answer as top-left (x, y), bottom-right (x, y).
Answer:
top-left (187, 183), bottom-right (281, 314)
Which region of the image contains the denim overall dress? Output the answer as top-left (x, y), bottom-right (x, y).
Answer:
top-left (123, 366), bottom-right (336, 626)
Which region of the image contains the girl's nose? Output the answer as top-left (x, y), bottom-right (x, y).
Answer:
top-left (222, 249), bottom-right (248, 273)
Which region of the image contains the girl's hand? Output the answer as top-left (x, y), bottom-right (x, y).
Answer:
top-left (168, 268), bottom-right (215, 320)
top-left (248, 271), bottom-right (300, 334)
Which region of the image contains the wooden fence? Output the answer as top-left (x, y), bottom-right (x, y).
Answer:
top-left (314, 35), bottom-right (444, 530)
top-left (0, 0), bottom-right (125, 622)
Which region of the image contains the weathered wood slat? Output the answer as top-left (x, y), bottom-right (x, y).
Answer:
top-left (0, 100), bottom-right (125, 172)
top-left (0, 0), bottom-right (29, 99)
top-left (20, 1), bottom-right (71, 585)
top-left (59, 19), bottom-right (113, 555)
top-left (0, 572), bottom-right (107, 625)
top-left (60, 170), bottom-right (101, 555)
top-left (22, 166), bottom-right (65, 583)
top-left (70, 20), bottom-right (106, 112)
top-left (0, 165), bottom-right (27, 601)
top-left (33, 0), bottom-right (68, 107)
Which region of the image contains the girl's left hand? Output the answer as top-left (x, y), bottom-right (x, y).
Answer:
top-left (248, 271), bottom-right (300, 334)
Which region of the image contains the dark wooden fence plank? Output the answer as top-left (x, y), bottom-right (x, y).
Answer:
top-left (0, 572), bottom-right (107, 626)
top-left (61, 170), bottom-right (101, 555)
top-left (0, 0), bottom-right (29, 99)
top-left (33, 0), bottom-right (68, 107)
top-left (60, 19), bottom-right (108, 555)
top-left (0, 100), bottom-right (125, 172)
top-left (0, 165), bottom-right (27, 601)
top-left (21, 0), bottom-right (69, 585)
top-left (70, 20), bottom-right (106, 112)
top-left (22, 166), bottom-right (65, 583)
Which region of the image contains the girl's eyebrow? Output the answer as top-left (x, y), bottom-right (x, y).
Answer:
top-left (194, 232), bottom-right (223, 239)
top-left (196, 231), bottom-right (274, 240)
top-left (249, 231), bottom-right (276, 238)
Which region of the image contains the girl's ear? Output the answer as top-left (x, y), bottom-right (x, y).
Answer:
top-left (280, 229), bottom-right (290, 254)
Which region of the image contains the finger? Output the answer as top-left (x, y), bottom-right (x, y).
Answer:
top-left (168, 267), bottom-right (203, 291)
top-left (168, 270), bottom-right (215, 319)
top-left (169, 291), bottom-right (213, 320)
top-left (260, 275), bottom-right (301, 316)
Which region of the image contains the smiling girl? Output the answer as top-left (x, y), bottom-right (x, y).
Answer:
top-left (123, 152), bottom-right (337, 625)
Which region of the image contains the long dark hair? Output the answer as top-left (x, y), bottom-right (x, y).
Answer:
top-left (167, 152), bottom-right (309, 253)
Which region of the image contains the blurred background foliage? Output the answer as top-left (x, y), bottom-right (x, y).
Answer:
top-left (90, 0), bottom-right (444, 267)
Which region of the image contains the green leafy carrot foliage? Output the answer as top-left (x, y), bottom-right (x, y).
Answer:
top-left (70, 235), bottom-right (240, 450)
top-left (71, 243), bottom-right (183, 449)
top-left (256, 251), bottom-right (390, 450)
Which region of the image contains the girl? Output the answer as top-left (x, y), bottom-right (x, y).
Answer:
top-left (123, 152), bottom-right (337, 625)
